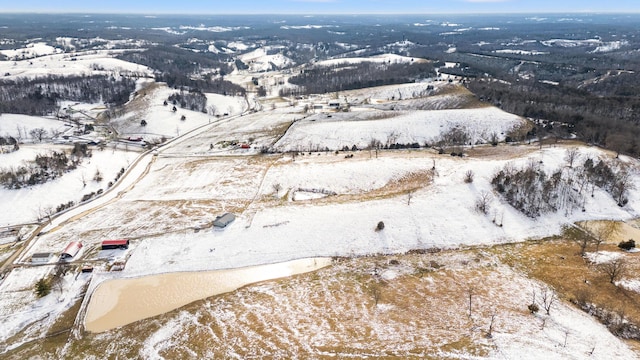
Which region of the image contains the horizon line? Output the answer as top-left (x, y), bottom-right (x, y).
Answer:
top-left (1, 11), bottom-right (640, 16)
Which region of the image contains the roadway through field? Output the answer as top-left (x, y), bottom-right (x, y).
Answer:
top-left (2, 112), bottom-right (248, 271)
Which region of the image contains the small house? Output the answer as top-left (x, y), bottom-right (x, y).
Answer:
top-left (31, 252), bottom-right (53, 264)
top-left (213, 213), bottom-right (236, 228)
top-left (60, 241), bottom-right (83, 260)
top-left (101, 239), bottom-right (130, 250)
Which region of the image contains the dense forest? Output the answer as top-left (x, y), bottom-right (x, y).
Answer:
top-left (0, 75), bottom-right (136, 116)
top-left (282, 61), bottom-right (435, 96)
top-left (466, 78), bottom-right (640, 156)
top-left (118, 46), bottom-right (245, 96)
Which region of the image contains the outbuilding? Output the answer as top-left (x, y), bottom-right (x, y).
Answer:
top-left (31, 252), bottom-right (54, 264)
top-left (101, 239), bottom-right (130, 250)
top-left (60, 241), bottom-right (83, 260)
top-left (213, 213), bottom-right (236, 228)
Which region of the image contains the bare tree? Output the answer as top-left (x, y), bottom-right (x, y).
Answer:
top-left (272, 183), bottom-right (282, 198)
top-left (528, 288), bottom-right (540, 314)
top-left (368, 138), bottom-right (381, 158)
top-left (466, 284), bottom-right (476, 317)
top-left (599, 258), bottom-right (627, 284)
top-left (49, 127), bottom-right (62, 139)
top-left (15, 124), bottom-right (24, 142)
top-left (564, 148), bottom-right (580, 168)
top-left (407, 191), bottom-right (413, 205)
top-left (464, 169), bottom-right (475, 183)
top-left (585, 221), bottom-right (621, 253)
top-left (475, 191), bottom-right (492, 214)
top-left (29, 127), bottom-right (47, 142)
top-left (487, 311), bottom-right (497, 338)
top-left (50, 262), bottom-right (70, 293)
top-left (576, 235), bottom-right (590, 257)
top-left (540, 287), bottom-right (557, 315)
top-left (611, 167), bottom-right (634, 206)
top-left (566, 224), bottom-right (591, 257)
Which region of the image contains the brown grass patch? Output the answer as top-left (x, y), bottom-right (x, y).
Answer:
top-left (276, 169), bottom-right (435, 207)
top-left (490, 234), bottom-right (640, 335)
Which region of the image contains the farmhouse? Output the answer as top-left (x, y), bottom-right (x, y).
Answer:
top-left (31, 252), bottom-right (53, 264)
top-left (213, 213), bottom-right (236, 228)
top-left (101, 239), bottom-right (130, 250)
top-left (60, 241), bottom-right (83, 260)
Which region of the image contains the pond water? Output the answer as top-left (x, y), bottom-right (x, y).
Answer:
top-left (84, 257), bottom-right (332, 333)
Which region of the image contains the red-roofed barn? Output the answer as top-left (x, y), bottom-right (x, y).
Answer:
top-left (101, 239), bottom-right (130, 250)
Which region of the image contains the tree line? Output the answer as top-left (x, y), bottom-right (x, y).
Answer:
top-left (0, 75), bottom-right (136, 116)
top-left (0, 143), bottom-right (91, 189)
top-left (466, 78), bottom-right (640, 157)
top-left (281, 61), bottom-right (435, 96)
top-left (118, 46), bottom-right (245, 96)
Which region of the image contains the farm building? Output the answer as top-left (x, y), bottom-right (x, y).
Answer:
top-left (60, 241), bottom-right (83, 260)
top-left (213, 213), bottom-right (236, 228)
top-left (101, 239), bottom-right (130, 250)
top-left (31, 252), bottom-right (53, 264)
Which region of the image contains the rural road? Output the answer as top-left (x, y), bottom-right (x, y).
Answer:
top-left (0, 111), bottom-right (248, 275)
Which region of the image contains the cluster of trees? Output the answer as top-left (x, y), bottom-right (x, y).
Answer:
top-left (155, 72), bottom-right (245, 96)
top-left (492, 151), bottom-right (633, 218)
top-left (582, 157), bottom-right (633, 206)
top-left (0, 135), bottom-right (19, 153)
top-left (491, 161), bottom-right (582, 218)
top-left (0, 75), bottom-right (136, 116)
top-left (0, 143), bottom-right (91, 189)
top-left (167, 90), bottom-right (208, 113)
top-left (282, 61), bottom-right (435, 96)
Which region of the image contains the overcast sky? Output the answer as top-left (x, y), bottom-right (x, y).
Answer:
top-left (3, 0), bottom-right (640, 14)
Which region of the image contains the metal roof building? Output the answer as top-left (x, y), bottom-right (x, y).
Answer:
top-left (60, 241), bottom-right (83, 260)
top-left (31, 252), bottom-right (54, 264)
top-left (213, 213), bottom-right (236, 228)
top-left (101, 239), bottom-right (130, 250)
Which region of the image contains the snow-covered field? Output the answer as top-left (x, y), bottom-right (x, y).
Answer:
top-left (0, 49), bottom-right (152, 80)
top-left (111, 82), bottom-right (249, 141)
top-left (1, 44), bottom-right (640, 357)
top-left (0, 145), bottom-right (139, 226)
top-left (273, 107), bottom-right (526, 152)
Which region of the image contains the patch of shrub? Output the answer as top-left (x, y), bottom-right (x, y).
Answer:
top-left (618, 239), bottom-right (636, 251)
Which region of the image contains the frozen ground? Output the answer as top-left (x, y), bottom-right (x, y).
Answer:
top-left (0, 74), bottom-right (639, 357)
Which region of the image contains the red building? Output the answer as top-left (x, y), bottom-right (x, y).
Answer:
top-left (60, 241), bottom-right (83, 259)
top-left (101, 239), bottom-right (130, 250)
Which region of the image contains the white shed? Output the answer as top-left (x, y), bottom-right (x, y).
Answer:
top-left (31, 252), bottom-right (54, 264)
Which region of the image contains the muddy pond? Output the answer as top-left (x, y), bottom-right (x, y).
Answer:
top-left (84, 257), bottom-right (332, 332)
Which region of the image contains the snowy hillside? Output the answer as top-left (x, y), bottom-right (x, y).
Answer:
top-left (273, 107), bottom-right (526, 152)
top-left (0, 49), bottom-right (152, 80)
top-left (1, 29), bottom-right (640, 359)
